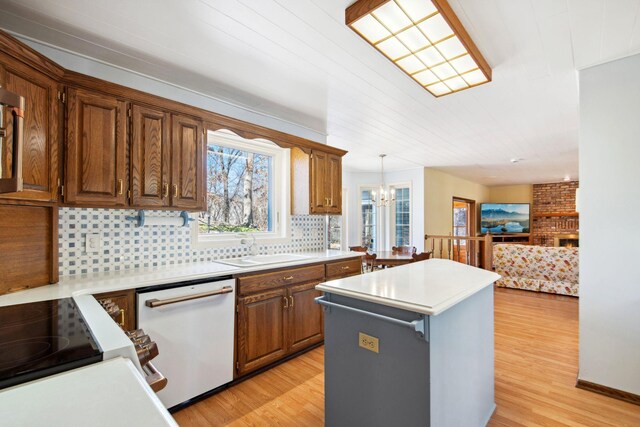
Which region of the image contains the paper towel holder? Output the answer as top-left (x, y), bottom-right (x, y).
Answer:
top-left (125, 210), bottom-right (195, 227)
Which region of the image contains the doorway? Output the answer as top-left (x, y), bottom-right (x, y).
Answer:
top-left (452, 198), bottom-right (476, 264)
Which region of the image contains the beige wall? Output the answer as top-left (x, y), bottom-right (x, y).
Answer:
top-left (488, 184), bottom-right (533, 204)
top-left (424, 168), bottom-right (490, 237)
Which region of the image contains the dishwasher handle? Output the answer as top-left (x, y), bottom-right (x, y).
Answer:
top-left (145, 286), bottom-right (233, 308)
top-left (315, 296), bottom-right (428, 341)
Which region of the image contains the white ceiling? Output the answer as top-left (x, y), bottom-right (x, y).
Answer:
top-left (1, 0), bottom-right (640, 184)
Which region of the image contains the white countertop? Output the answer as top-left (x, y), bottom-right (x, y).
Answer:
top-left (316, 258), bottom-right (500, 316)
top-left (0, 357), bottom-right (177, 427)
top-left (0, 250), bottom-right (361, 307)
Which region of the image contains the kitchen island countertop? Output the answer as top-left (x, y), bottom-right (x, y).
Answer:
top-left (316, 258), bottom-right (500, 316)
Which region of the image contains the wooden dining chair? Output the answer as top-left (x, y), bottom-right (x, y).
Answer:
top-left (363, 253), bottom-right (378, 273)
top-left (349, 245), bottom-right (368, 252)
top-left (392, 245), bottom-right (417, 255)
top-left (411, 252), bottom-right (432, 262)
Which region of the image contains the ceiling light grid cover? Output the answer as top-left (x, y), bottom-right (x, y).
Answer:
top-left (346, 0), bottom-right (492, 97)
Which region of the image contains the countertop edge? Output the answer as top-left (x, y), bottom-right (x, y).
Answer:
top-left (316, 279), bottom-right (496, 316)
top-left (0, 251), bottom-right (363, 307)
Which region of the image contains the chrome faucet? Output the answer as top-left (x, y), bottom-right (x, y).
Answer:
top-left (238, 233), bottom-right (258, 255)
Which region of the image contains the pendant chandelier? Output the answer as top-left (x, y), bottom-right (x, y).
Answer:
top-left (371, 154), bottom-right (395, 207)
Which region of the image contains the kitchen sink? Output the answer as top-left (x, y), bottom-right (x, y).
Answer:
top-left (216, 253), bottom-right (312, 268)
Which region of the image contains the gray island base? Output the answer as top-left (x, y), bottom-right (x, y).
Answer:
top-left (316, 259), bottom-right (499, 427)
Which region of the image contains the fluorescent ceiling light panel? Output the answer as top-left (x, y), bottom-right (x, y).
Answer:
top-left (436, 36), bottom-right (466, 60)
top-left (377, 36), bottom-right (411, 60)
top-left (418, 14), bottom-right (453, 42)
top-left (352, 15), bottom-right (391, 43)
top-left (450, 54), bottom-right (477, 74)
top-left (414, 69), bottom-right (439, 85)
top-left (397, 55), bottom-right (425, 74)
top-left (396, 0), bottom-right (438, 22)
top-left (372, 1), bottom-right (413, 33)
top-left (396, 27), bottom-right (430, 51)
top-left (443, 76), bottom-right (468, 91)
top-left (346, 0), bottom-right (492, 97)
top-left (416, 46), bottom-right (444, 67)
top-left (431, 62), bottom-right (457, 80)
top-left (461, 69), bottom-right (488, 86)
top-left (426, 82), bottom-right (451, 96)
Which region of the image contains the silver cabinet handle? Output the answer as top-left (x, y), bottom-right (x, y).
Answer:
top-left (315, 296), bottom-right (428, 341)
top-left (145, 286), bottom-right (233, 308)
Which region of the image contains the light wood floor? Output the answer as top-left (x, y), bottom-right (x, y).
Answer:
top-left (174, 288), bottom-right (640, 426)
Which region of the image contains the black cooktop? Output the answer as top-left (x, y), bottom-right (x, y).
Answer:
top-left (0, 298), bottom-right (103, 390)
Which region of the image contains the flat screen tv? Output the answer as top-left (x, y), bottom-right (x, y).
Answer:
top-left (480, 203), bottom-right (530, 234)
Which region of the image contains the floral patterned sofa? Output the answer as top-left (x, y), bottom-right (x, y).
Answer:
top-left (493, 244), bottom-right (579, 296)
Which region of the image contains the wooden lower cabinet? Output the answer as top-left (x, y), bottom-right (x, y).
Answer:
top-left (94, 289), bottom-right (135, 331)
top-left (236, 288), bottom-right (289, 376)
top-left (235, 259), bottom-right (362, 378)
top-left (288, 282), bottom-right (324, 353)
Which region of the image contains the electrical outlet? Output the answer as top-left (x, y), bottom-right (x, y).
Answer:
top-left (85, 233), bottom-right (101, 254)
top-left (358, 332), bottom-right (379, 353)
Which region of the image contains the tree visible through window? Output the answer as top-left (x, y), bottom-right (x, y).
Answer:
top-left (200, 144), bottom-right (273, 234)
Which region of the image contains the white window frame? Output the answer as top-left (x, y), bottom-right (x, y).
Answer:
top-left (358, 185), bottom-right (380, 252)
top-left (192, 130), bottom-right (291, 249)
top-left (389, 182), bottom-right (412, 247)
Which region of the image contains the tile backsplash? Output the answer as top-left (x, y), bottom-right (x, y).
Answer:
top-left (58, 208), bottom-right (326, 277)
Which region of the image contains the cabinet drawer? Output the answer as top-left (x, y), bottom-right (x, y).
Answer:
top-left (94, 289), bottom-right (135, 330)
top-left (325, 258), bottom-right (362, 280)
top-left (238, 265), bottom-right (325, 295)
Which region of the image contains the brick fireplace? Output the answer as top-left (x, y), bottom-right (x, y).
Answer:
top-left (532, 181), bottom-right (579, 247)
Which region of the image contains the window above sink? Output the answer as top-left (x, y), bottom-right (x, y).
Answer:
top-left (192, 129), bottom-right (292, 249)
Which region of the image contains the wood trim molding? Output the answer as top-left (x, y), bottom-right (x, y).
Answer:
top-left (345, 0), bottom-right (389, 25)
top-left (204, 117), bottom-right (345, 157)
top-left (432, 0), bottom-right (492, 81)
top-left (62, 72), bottom-right (345, 157)
top-left (0, 29), bottom-right (345, 159)
top-left (0, 30), bottom-right (65, 79)
top-left (576, 379), bottom-right (640, 406)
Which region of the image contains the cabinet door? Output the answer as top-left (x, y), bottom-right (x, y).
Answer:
top-left (310, 150), bottom-right (328, 213)
top-left (326, 153), bottom-right (342, 214)
top-left (288, 282), bottom-right (324, 353)
top-left (171, 114), bottom-right (204, 210)
top-left (237, 288), bottom-right (288, 376)
top-left (0, 60), bottom-right (60, 202)
top-left (65, 88), bottom-right (127, 206)
top-left (94, 289), bottom-right (135, 331)
top-left (130, 104), bottom-right (170, 207)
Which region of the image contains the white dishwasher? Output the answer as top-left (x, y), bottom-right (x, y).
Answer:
top-left (137, 277), bottom-right (235, 410)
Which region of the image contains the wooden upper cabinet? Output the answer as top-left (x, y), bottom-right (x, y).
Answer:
top-left (310, 150), bottom-right (328, 213)
top-left (0, 59), bottom-right (60, 202)
top-left (291, 147), bottom-right (344, 215)
top-left (130, 104), bottom-right (170, 207)
top-left (326, 153), bottom-right (342, 214)
top-left (171, 114), bottom-right (204, 210)
top-left (65, 87), bottom-right (127, 206)
top-left (310, 150), bottom-right (342, 215)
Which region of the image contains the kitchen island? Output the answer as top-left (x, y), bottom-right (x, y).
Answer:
top-left (316, 258), bottom-right (500, 427)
